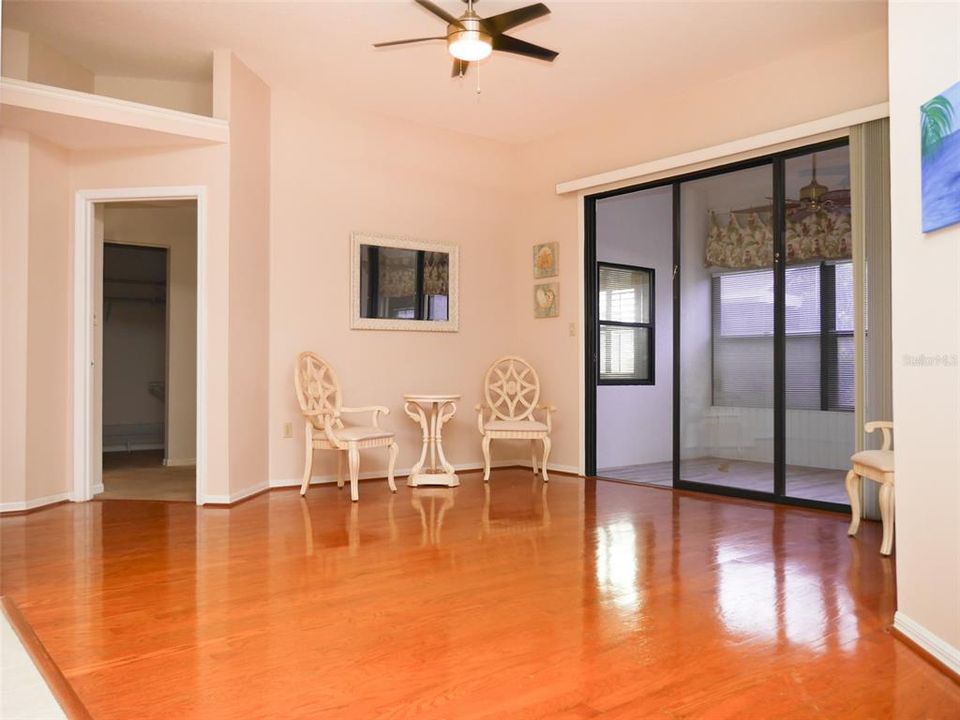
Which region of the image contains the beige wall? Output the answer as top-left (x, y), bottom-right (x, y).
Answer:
top-left (3, 28), bottom-right (211, 116)
top-left (70, 143), bottom-right (232, 499)
top-left (0, 129), bottom-right (72, 509)
top-left (510, 27), bottom-right (890, 470)
top-left (1, 27), bottom-right (94, 92)
top-left (1, 28), bottom-right (30, 79)
top-left (94, 76), bottom-right (213, 116)
top-left (0, 129), bottom-right (30, 508)
top-left (268, 89), bottom-right (520, 484)
top-left (888, 1), bottom-right (960, 660)
top-left (0, 46), bottom-right (272, 507)
top-left (103, 204), bottom-right (198, 464)
top-left (225, 53), bottom-right (271, 498)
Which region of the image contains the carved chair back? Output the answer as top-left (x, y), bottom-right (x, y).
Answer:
top-left (294, 352), bottom-right (343, 431)
top-left (484, 356), bottom-right (541, 421)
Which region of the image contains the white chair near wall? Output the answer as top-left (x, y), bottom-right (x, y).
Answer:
top-left (294, 352), bottom-right (398, 502)
top-left (476, 356), bottom-right (556, 482)
top-left (845, 421), bottom-right (895, 555)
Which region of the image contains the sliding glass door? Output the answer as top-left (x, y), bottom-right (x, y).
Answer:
top-left (585, 138), bottom-right (854, 511)
top-left (783, 145), bottom-right (855, 504)
top-left (678, 163), bottom-right (776, 496)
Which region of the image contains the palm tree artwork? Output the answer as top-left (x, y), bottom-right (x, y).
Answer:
top-left (922, 81), bottom-right (960, 232)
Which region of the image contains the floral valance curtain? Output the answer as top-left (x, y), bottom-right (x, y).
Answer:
top-left (705, 209), bottom-right (852, 269)
top-left (423, 252), bottom-right (448, 296)
top-left (378, 251), bottom-right (449, 297)
top-left (379, 254), bottom-right (417, 298)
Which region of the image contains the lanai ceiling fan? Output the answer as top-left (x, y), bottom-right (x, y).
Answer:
top-left (374, 0), bottom-right (558, 77)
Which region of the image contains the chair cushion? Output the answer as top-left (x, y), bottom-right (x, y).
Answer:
top-left (851, 449), bottom-right (894, 473)
top-left (485, 420), bottom-right (548, 433)
top-left (332, 426), bottom-right (393, 442)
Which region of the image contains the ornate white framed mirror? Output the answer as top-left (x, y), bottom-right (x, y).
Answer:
top-left (350, 231), bottom-right (460, 332)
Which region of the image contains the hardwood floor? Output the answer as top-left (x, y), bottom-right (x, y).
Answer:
top-left (99, 450), bottom-right (195, 501)
top-left (600, 457), bottom-right (850, 505)
top-left (2, 469), bottom-right (958, 718)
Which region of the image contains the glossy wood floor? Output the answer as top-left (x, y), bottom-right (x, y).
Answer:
top-left (599, 457), bottom-right (850, 505)
top-left (2, 469), bottom-right (958, 719)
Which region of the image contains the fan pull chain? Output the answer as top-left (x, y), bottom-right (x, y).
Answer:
top-left (475, 61), bottom-right (482, 100)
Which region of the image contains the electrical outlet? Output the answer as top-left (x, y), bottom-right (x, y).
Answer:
top-left (568, 322), bottom-right (577, 337)
top-left (282, 422), bottom-right (293, 439)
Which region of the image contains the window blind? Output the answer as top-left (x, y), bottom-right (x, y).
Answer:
top-left (712, 261), bottom-right (853, 411)
top-left (598, 264), bottom-right (654, 383)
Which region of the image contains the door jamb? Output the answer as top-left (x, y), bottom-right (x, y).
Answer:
top-left (73, 186), bottom-right (207, 505)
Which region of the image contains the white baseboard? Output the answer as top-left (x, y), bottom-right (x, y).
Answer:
top-left (0, 491), bottom-right (73, 514)
top-left (202, 480), bottom-right (270, 506)
top-left (103, 443), bottom-right (164, 453)
top-left (270, 459), bottom-right (512, 490)
top-left (163, 457), bottom-right (196, 467)
top-left (271, 459), bottom-right (582, 491)
top-left (201, 460), bottom-right (583, 508)
top-left (894, 611), bottom-right (960, 676)
top-left (516, 460), bottom-right (582, 476)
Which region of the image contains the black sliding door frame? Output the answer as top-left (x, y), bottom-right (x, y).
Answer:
top-left (584, 137), bottom-right (851, 513)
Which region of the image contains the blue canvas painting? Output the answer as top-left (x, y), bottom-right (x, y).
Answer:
top-left (922, 80), bottom-right (960, 232)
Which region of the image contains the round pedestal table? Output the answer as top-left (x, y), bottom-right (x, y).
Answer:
top-left (403, 394), bottom-right (461, 487)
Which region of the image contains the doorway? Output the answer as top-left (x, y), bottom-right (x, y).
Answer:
top-left (585, 139), bottom-right (861, 512)
top-left (97, 202), bottom-right (197, 501)
top-left (74, 188), bottom-right (205, 504)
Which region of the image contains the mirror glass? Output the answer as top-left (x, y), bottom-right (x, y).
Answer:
top-left (359, 245), bottom-right (450, 321)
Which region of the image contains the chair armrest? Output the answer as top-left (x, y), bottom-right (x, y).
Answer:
top-left (340, 405), bottom-right (390, 428)
top-left (475, 404), bottom-right (490, 434)
top-left (536, 403), bottom-right (556, 432)
top-left (865, 421), bottom-right (894, 450)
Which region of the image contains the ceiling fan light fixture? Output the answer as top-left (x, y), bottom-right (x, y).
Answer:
top-left (448, 29), bottom-right (492, 61)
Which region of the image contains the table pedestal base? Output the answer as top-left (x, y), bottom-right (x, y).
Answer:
top-left (407, 471), bottom-right (459, 488)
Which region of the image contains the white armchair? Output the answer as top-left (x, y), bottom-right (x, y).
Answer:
top-left (294, 352), bottom-right (398, 501)
top-left (476, 356), bottom-right (556, 482)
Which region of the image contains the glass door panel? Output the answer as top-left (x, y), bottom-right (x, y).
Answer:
top-left (783, 146), bottom-right (854, 504)
top-left (679, 164), bottom-right (775, 494)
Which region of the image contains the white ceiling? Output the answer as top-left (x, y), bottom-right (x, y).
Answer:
top-left (3, 1), bottom-right (887, 144)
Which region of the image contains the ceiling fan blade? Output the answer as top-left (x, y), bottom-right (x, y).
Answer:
top-left (451, 58), bottom-right (470, 77)
top-left (492, 34), bottom-right (558, 61)
top-left (482, 3), bottom-right (551, 34)
top-left (414, 0), bottom-right (464, 28)
top-left (374, 36), bottom-right (446, 48)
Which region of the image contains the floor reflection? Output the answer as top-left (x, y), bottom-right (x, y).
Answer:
top-left (411, 487), bottom-right (456, 546)
top-left (480, 478), bottom-right (551, 552)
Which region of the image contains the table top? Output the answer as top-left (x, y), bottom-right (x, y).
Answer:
top-left (403, 394), bottom-right (461, 403)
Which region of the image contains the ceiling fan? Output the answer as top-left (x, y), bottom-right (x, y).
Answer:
top-left (734, 153), bottom-right (852, 220)
top-left (374, 0), bottom-right (559, 77)
top-left (787, 153), bottom-right (851, 220)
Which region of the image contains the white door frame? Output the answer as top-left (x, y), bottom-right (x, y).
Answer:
top-left (73, 186), bottom-right (207, 505)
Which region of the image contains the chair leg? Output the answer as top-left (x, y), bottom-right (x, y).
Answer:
top-left (348, 444), bottom-right (360, 502)
top-left (530, 440), bottom-right (539, 476)
top-left (879, 482), bottom-right (895, 556)
top-left (387, 442), bottom-right (398, 493)
top-left (482, 436), bottom-right (492, 482)
top-left (337, 450), bottom-right (345, 489)
top-left (300, 440), bottom-right (314, 496)
top-left (844, 469), bottom-right (861, 536)
top-left (541, 436), bottom-right (552, 483)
